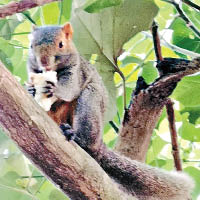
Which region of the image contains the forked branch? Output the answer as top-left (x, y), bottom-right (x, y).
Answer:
top-left (151, 20), bottom-right (182, 170)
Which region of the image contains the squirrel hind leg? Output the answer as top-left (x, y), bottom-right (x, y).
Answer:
top-left (60, 123), bottom-right (76, 141)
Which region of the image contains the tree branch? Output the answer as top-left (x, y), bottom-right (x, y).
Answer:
top-left (151, 21), bottom-right (163, 62)
top-left (114, 57), bottom-right (200, 162)
top-left (166, 99), bottom-right (182, 171)
top-left (182, 0), bottom-right (200, 11)
top-left (151, 21), bottom-right (183, 171)
top-left (162, 0), bottom-right (200, 37)
top-left (0, 61), bottom-right (132, 200)
top-left (0, 0), bottom-right (59, 18)
top-left (142, 32), bottom-right (200, 58)
top-left (0, 57), bottom-right (198, 200)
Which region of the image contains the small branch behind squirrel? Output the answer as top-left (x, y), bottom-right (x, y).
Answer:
top-left (166, 99), bottom-right (182, 171)
top-left (151, 20), bottom-right (182, 171)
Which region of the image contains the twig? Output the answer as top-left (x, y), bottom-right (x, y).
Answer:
top-left (151, 21), bottom-right (163, 62)
top-left (142, 32), bottom-right (200, 58)
top-left (20, 175), bottom-right (44, 179)
top-left (151, 21), bottom-right (182, 171)
top-left (183, 159), bottom-right (200, 163)
top-left (0, 0), bottom-right (60, 18)
top-left (114, 57), bottom-right (127, 110)
top-left (182, 0), bottom-right (200, 11)
top-left (166, 99), bottom-right (182, 171)
top-left (109, 121), bottom-right (119, 133)
top-left (162, 0), bottom-right (200, 38)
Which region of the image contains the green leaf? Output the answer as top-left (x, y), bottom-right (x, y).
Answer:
top-left (0, 171), bottom-right (20, 188)
top-left (0, 38), bottom-right (24, 73)
top-left (156, 108), bottom-right (167, 129)
top-left (150, 159), bottom-right (166, 168)
top-left (49, 189), bottom-right (69, 200)
top-left (42, 2), bottom-right (60, 25)
top-left (172, 75), bottom-right (200, 107)
top-left (141, 61), bottom-right (158, 84)
top-left (171, 18), bottom-right (200, 53)
top-left (0, 17), bottom-right (21, 40)
top-left (154, 0), bottom-right (175, 29)
top-left (179, 113), bottom-right (200, 142)
top-left (120, 56), bottom-right (142, 67)
top-left (146, 134), bottom-right (168, 164)
top-left (0, 187), bottom-right (32, 200)
top-left (22, 11), bottom-right (36, 25)
top-left (72, 0), bottom-right (158, 121)
top-left (182, 4), bottom-right (200, 30)
top-left (83, 0), bottom-right (124, 13)
top-left (0, 50), bottom-right (13, 72)
top-left (59, 0), bottom-right (72, 23)
top-left (184, 167), bottom-right (200, 199)
top-left (181, 105), bottom-right (200, 124)
top-left (36, 180), bottom-right (67, 200)
top-left (0, 129), bottom-right (9, 145)
top-left (108, 138), bottom-right (117, 148)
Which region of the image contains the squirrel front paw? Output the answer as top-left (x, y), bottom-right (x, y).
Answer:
top-left (60, 123), bottom-right (76, 141)
top-left (26, 84), bottom-right (36, 97)
top-left (43, 81), bottom-right (56, 98)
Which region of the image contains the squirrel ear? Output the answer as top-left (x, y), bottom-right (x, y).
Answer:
top-left (62, 23), bottom-right (73, 39)
top-left (32, 24), bottom-right (37, 31)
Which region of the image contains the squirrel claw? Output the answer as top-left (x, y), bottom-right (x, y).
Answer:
top-left (43, 81), bottom-right (55, 98)
top-left (26, 85), bottom-right (36, 97)
top-left (60, 123), bottom-right (75, 141)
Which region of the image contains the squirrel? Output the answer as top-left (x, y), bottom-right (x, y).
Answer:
top-left (27, 23), bottom-right (194, 200)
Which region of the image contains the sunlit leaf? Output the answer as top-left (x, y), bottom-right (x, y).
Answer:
top-left (172, 75), bottom-right (200, 107)
top-left (171, 18), bottom-right (200, 53)
top-left (184, 167), bottom-right (200, 199)
top-left (0, 17), bottom-right (21, 40)
top-left (141, 61), bottom-right (158, 84)
top-left (71, 0), bottom-right (158, 121)
top-left (83, 0), bottom-right (124, 13)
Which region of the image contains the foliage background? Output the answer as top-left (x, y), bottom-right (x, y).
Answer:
top-left (0, 0), bottom-right (200, 199)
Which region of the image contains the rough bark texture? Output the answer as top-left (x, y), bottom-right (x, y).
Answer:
top-left (114, 93), bottom-right (164, 162)
top-left (0, 61), bottom-right (133, 200)
top-left (0, 0), bottom-right (59, 18)
top-left (115, 57), bottom-right (200, 162)
top-left (0, 56), bottom-right (199, 199)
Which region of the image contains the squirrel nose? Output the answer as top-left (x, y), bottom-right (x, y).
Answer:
top-left (40, 56), bottom-right (48, 66)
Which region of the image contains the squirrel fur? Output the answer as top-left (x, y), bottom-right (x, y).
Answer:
top-left (27, 23), bottom-right (194, 200)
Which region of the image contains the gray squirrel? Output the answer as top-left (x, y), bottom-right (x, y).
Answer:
top-left (27, 22), bottom-right (194, 200)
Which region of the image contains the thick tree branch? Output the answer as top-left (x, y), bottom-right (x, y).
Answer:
top-left (0, 0), bottom-right (59, 18)
top-left (0, 61), bottom-right (133, 200)
top-left (0, 57), bottom-right (198, 200)
top-left (114, 57), bottom-right (200, 162)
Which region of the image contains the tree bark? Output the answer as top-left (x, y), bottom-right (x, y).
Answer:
top-left (0, 61), bottom-right (134, 200)
top-left (115, 57), bottom-right (200, 162)
top-left (0, 0), bottom-right (59, 18)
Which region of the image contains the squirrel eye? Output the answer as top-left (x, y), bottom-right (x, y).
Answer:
top-left (59, 42), bottom-right (63, 48)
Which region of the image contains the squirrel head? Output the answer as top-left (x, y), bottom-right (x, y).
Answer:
top-left (30, 23), bottom-right (77, 71)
